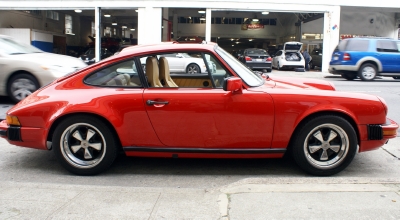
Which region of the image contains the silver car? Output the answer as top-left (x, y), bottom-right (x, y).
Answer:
top-left (0, 35), bottom-right (87, 102)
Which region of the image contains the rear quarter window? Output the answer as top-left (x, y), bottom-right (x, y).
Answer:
top-left (345, 40), bottom-right (369, 51)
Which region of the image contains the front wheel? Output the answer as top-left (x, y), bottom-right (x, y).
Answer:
top-left (186, 64), bottom-right (200, 74)
top-left (7, 73), bottom-right (39, 103)
top-left (358, 63), bottom-right (377, 81)
top-left (52, 115), bottom-right (119, 175)
top-left (291, 115), bottom-right (357, 176)
top-left (393, 76), bottom-right (400, 79)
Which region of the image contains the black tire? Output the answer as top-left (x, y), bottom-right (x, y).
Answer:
top-left (186, 63), bottom-right (200, 74)
top-left (341, 72), bottom-right (357, 80)
top-left (52, 115), bottom-right (119, 175)
top-left (7, 73), bottom-right (39, 103)
top-left (267, 69), bottom-right (272, 73)
top-left (291, 115), bottom-right (357, 176)
top-left (358, 63), bottom-right (377, 81)
top-left (277, 62), bottom-right (281, 70)
top-left (393, 76), bottom-right (400, 79)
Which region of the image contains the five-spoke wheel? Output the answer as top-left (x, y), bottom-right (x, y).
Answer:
top-left (292, 115), bottom-right (357, 176)
top-left (7, 73), bottom-right (39, 103)
top-left (53, 116), bottom-right (118, 175)
top-left (186, 64), bottom-right (200, 74)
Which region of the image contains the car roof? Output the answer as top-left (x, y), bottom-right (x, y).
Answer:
top-left (117, 41), bottom-right (217, 56)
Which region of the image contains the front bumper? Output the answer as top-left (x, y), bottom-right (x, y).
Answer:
top-left (359, 118), bottom-right (398, 152)
top-left (245, 62), bottom-right (272, 70)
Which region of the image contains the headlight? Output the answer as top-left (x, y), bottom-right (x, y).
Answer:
top-left (41, 65), bottom-right (77, 77)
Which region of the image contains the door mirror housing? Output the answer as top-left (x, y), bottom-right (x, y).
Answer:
top-left (223, 77), bottom-right (243, 94)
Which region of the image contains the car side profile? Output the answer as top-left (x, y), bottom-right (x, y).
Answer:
top-left (329, 38), bottom-right (400, 81)
top-left (272, 42), bottom-right (305, 70)
top-left (0, 42), bottom-right (398, 176)
top-left (0, 35), bottom-right (87, 103)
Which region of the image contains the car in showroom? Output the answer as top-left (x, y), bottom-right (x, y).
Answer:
top-left (0, 42), bottom-right (398, 176)
top-left (80, 48), bottom-right (113, 65)
top-left (238, 48), bottom-right (272, 72)
top-left (329, 38), bottom-right (400, 81)
top-left (0, 35), bottom-right (87, 103)
top-left (309, 48), bottom-right (323, 69)
top-left (272, 42), bottom-right (305, 70)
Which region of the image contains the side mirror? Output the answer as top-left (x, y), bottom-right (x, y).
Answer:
top-left (223, 77), bottom-right (243, 94)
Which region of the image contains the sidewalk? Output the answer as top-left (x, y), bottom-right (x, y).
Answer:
top-left (1, 180), bottom-right (399, 219)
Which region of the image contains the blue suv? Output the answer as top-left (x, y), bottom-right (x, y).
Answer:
top-left (329, 38), bottom-right (400, 81)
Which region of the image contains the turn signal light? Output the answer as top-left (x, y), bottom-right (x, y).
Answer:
top-left (6, 115), bottom-right (21, 126)
top-left (383, 129), bottom-right (397, 136)
top-left (245, 56), bottom-right (252, 61)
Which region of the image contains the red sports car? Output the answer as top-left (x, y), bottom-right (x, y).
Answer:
top-left (0, 42), bottom-right (398, 176)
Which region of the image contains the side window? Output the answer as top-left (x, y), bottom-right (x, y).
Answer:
top-left (376, 40), bottom-right (399, 52)
top-left (84, 59), bottom-right (142, 87)
top-left (346, 40), bottom-right (369, 51)
top-left (139, 52), bottom-right (231, 88)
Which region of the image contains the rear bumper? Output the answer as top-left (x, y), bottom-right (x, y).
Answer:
top-left (0, 120), bottom-right (48, 150)
top-left (245, 62), bottom-right (272, 70)
top-left (329, 64), bottom-right (358, 73)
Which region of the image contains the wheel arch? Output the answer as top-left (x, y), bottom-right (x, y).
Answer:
top-left (287, 110), bottom-right (360, 153)
top-left (47, 112), bottom-right (122, 151)
top-left (356, 57), bottom-right (382, 72)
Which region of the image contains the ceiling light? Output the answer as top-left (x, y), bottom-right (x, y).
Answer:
top-left (230, 38), bottom-right (234, 41)
top-left (235, 42), bottom-right (239, 44)
top-left (198, 10), bottom-right (205, 14)
top-left (252, 18), bottom-right (259, 22)
top-left (122, 26), bottom-right (127, 29)
top-left (249, 39), bottom-right (253, 41)
top-left (262, 11), bottom-right (269, 15)
top-left (200, 18), bottom-right (206, 21)
top-left (135, 10), bottom-right (138, 12)
top-left (104, 14), bottom-right (111, 17)
top-left (74, 9), bottom-right (82, 13)
top-left (130, 28), bottom-right (135, 31)
top-left (112, 22), bottom-right (117, 25)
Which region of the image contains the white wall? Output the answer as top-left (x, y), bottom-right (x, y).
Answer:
top-left (302, 10), bottom-right (397, 38)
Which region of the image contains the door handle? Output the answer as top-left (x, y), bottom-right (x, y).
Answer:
top-left (146, 100), bottom-right (169, 105)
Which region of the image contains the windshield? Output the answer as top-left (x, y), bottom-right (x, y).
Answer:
top-left (0, 37), bottom-right (43, 55)
top-left (215, 46), bottom-right (264, 87)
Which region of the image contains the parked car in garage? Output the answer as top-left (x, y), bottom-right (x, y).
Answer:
top-left (88, 36), bottom-right (121, 53)
top-left (239, 48), bottom-right (272, 72)
top-left (272, 42), bottom-right (305, 70)
top-left (329, 38), bottom-right (400, 81)
top-left (1, 42), bottom-right (398, 176)
top-left (0, 35), bottom-right (87, 103)
top-left (153, 53), bottom-right (210, 74)
top-left (309, 48), bottom-right (322, 69)
top-left (80, 48), bottom-right (113, 65)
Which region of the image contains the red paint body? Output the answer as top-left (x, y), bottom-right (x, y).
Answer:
top-left (0, 42), bottom-right (398, 159)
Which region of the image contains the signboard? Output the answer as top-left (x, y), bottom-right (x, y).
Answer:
top-left (241, 20), bottom-right (264, 30)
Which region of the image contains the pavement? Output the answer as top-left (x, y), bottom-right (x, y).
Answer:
top-left (1, 70), bottom-right (400, 219)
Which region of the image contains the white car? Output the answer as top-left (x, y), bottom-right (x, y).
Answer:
top-left (157, 53), bottom-right (208, 74)
top-left (272, 42), bottom-right (305, 70)
top-left (0, 35), bottom-right (87, 102)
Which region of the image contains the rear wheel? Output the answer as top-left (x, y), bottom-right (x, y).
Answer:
top-left (186, 64), bottom-right (200, 74)
top-left (52, 115), bottom-right (119, 175)
top-left (393, 76), bottom-right (400, 79)
top-left (291, 115), bottom-right (357, 176)
top-left (7, 73), bottom-right (39, 103)
top-left (358, 63), bottom-right (377, 81)
top-left (341, 72), bottom-right (357, 80)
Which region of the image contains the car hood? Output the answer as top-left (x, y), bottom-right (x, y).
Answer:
top-left (14, 52), bottom-right (87, 68)
top-left (283, 42), bottom-right (303, 52)
top-left (251, 75), bottom-right (336, 91)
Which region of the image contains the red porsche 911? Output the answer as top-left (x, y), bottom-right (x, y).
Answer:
top-left (0, 42), bottom-right (398, 176)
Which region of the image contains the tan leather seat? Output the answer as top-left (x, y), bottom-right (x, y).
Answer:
top-left (159, 57), bottom-right (178, 87)
top-left (145, 57), bottom-right (163, 87)
top-left (105, 73), bottom-right (139, 86)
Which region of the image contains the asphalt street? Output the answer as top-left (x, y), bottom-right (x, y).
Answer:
top-left (0, 70), bottom-right (399, 219)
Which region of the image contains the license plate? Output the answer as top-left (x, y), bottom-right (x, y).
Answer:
top-left (256, 59), bottom-right (262, 62)
top-left (333, 56), bottom-right (339, 60)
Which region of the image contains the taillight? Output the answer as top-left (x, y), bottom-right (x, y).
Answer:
top-left (245, 56), bottom-right (252, 61)
top-left (267, 57), bottom-right (272, 61)
top-left (343, 53), bottom-right (351, 61)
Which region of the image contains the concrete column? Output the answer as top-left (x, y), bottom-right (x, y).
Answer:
top-left (205, 8), bottom-right (211, 42)
top-left (162, 8), bottom-right (169, 41)
top-left (138, 7), bottom-right (162, 44)
top-left (95, 7), bottom-right (101, 62)
top-left (322, 6), bottom-right (341, 72)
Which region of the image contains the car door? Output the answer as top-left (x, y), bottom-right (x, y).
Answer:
top-left (143, 52), bottom-right (274, 149)
top-left (376, 40), bottom-right (400, 72)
